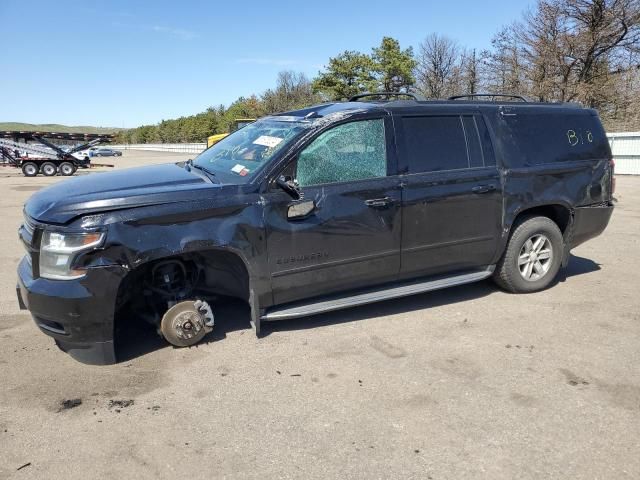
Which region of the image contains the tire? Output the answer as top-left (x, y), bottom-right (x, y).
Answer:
top-left (493, 215), bottom-right (563, 293)
top-left (41, 162), bottom-right (57, 176)
top-left (22, 162), bottom-right (38, 177)
top-left (96, 153), bottom-right (102, 157)
top-left (59, 162), bottom-right (76, 176)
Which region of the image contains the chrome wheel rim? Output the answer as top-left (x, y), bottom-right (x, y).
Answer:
top-left (25, 165), bottom-right (36, 175)
top-left (518, 234), bottom-right (553, 281)
top-left (43, 165), bottom-right (55, 175)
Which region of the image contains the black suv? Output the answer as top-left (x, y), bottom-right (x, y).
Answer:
top-left (17, 93), bottom-right (614, 365)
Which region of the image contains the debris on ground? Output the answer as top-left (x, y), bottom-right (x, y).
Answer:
top-left (58, 398), bottom-right (82, 411)
top-left (16, 462), bottom-right (31, 471)
top-left (108, 399), bottom-right (135, 412)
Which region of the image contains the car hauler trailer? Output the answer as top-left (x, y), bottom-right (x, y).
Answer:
top-left (0, 132), bottom-right (113, 176)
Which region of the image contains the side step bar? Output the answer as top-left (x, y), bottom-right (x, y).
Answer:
top-left (261, 266), bottom-right (495, 322)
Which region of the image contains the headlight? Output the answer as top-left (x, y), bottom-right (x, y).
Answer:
top-left (39, 231), bottom-right (104, 280)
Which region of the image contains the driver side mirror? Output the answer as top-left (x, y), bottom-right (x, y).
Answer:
top-left (276, 175), bottom-right (301, 200)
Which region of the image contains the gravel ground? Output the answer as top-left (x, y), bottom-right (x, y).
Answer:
top-left (0, 150), bottom-right (638, 479)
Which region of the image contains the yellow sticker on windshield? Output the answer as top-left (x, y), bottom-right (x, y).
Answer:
top-left (253, 135), bottom-right (283, 148)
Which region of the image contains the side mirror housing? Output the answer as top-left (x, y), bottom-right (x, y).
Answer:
top-left (276, 175), bottom-right (301, 200)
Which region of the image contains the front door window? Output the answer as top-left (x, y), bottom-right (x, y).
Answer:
top-left (296, 119), bottom-right (387, 186)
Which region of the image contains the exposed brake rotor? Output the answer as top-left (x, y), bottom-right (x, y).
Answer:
top-left (160, 300), bottom-right (214, 347)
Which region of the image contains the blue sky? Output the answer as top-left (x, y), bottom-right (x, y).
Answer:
top-left (0, 0), bottom-right (532, 128)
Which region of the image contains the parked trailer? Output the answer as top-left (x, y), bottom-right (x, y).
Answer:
top-left (0, 136), bottom-right (109, 177)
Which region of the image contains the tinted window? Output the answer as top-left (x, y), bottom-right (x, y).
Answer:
top-left (500, 112), bottom-right (610, 166)
top-left (462, 116), bottom-right (484, 168)
top-left (402, 116), bottom-right (468, 173)
top-left (296, 119), bottom-right (386, 187)
top-left (477, 116), bottom-right (496, 166)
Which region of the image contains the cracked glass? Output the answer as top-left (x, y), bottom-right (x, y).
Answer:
top-left (296, 119), bottom-right (387, 187)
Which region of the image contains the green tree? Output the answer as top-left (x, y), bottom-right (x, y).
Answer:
top-left (371, 36), bottom-right (416, 92)
top-left (312, 51), bottom-right (376, 100)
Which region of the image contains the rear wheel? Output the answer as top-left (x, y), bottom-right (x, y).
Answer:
top-left (22, 162), bottom-right (38, 177)
top-left (493, 216), bottom-right (563, 293)
top-left (59, 162), bottom-right (76, 176)
top-left (41, 162), bottom-right (57, 176)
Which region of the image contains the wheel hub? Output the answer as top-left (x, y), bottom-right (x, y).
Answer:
top-left (160, 300), bottom-right (215, 347)
top-left (518, 234), bottom-right (553, 281)
top-left (172, 310), bottom-right (203, 340)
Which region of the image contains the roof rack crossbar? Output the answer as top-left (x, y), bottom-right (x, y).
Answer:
top-left (348, 92), bottom-right (420, 102)
top-left (448, 94), bottom-right (528, 102)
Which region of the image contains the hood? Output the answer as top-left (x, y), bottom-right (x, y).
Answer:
top-left (25, 163), bottom-right (220, 224)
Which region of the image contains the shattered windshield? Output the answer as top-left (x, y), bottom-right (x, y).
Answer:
top-left (193, 119), bottom-right (308, 183)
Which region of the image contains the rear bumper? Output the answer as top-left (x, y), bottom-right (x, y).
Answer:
top-left (570, 202), bottom-right (614, 248)
top-left (16, 256), bottom-right (125, 365)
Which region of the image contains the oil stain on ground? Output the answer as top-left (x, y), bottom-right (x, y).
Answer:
top-left (370, 335), bottom-right (407, 359)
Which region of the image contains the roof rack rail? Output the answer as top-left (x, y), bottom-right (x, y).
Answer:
top-left (349, 92), bottom-right (421, 102)
top-left (448, 94), bottom-right (528, 102)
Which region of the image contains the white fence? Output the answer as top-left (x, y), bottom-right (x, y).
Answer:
top-left (110, 143), bottom-right (206, 154)
top-left (113, 133), bottom-right (640, 174)
top-left (608, 132), bottom-right (640, 175)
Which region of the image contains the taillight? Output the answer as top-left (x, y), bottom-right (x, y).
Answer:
top-left (610, 158), bottom-right (616, 195)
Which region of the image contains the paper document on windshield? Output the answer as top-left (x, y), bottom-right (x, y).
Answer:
top-left (253, 135), bottom-right (283, 148)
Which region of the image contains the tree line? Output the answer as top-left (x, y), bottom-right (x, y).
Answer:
top-left (117, 0), bottom-right (640, 144)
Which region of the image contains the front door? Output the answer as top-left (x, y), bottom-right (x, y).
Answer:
top-left (264, 117), bottom-right (402, 305)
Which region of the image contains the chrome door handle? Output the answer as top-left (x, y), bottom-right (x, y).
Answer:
top-left (472, 185), bottom-right (496, 194)
top-left (364, 196), bottom-right (393, 208)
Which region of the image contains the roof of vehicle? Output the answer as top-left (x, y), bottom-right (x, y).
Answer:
top-left (276, 96), bottom-right (589, 120)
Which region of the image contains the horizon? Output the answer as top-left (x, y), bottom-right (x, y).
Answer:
top-left (0, 0), bottom-right (532, 128)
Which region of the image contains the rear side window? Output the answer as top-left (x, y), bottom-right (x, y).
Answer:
top-left (402, 116), bottom-right (467, 173)
top-left (401, 115), bottom-right (494, 173)
top-left (499, 112), bottom-right (610, 166)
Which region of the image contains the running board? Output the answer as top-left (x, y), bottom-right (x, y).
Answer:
top-left (261, 266), bottom-right (495, 321)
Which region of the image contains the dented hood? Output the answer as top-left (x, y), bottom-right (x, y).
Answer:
top-left (25, 163), bottom-right (219, 224)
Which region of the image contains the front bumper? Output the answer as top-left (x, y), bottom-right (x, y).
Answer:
top-left (16, 256), bottom-right (126, 365)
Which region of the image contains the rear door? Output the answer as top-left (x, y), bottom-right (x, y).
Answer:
top-left (264, 116), bottom-right (402, 305)
top-left (396, 113), bottom-right (503, 279)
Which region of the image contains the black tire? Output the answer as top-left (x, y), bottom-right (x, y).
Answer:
top-left (40, 162), bottom-right (57, 176)
top-left (22, 162), bottom-right (38, 177)
top-left (59, 162), bottom-right (76, 176)
top-left (493, 215), bottom-right (563, 293)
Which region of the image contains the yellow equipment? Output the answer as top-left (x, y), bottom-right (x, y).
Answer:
top-left (207, 118), bottom-right (255, 148)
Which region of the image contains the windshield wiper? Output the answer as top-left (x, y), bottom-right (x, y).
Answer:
top-left (188, 161), bottom-right (219, 182)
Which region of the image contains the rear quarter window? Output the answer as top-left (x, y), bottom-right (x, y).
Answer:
top-left (498, 112), bottom-right (610, 167)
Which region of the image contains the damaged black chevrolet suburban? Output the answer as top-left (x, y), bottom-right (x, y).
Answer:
top-left (17, 93), bottom-right (615, 364)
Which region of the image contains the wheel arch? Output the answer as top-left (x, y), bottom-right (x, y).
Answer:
top-left (114, 246), bottom-right (261, 334)
top-left (498, 202), bottom-right (574, 268)
top-left (510, 203), bottom-right (573, 235)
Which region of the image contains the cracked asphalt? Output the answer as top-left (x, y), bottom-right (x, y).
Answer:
top-left (0, 151), bottom-right (638, 479)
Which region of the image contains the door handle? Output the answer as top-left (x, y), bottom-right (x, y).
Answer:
top-left (364, 196), bottom-right (393, 208)
top-left (472, 185), bottom-right (496, 194)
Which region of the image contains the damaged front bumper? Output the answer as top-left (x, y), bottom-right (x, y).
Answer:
top-left (16, 256), bottom-right (126, 365)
